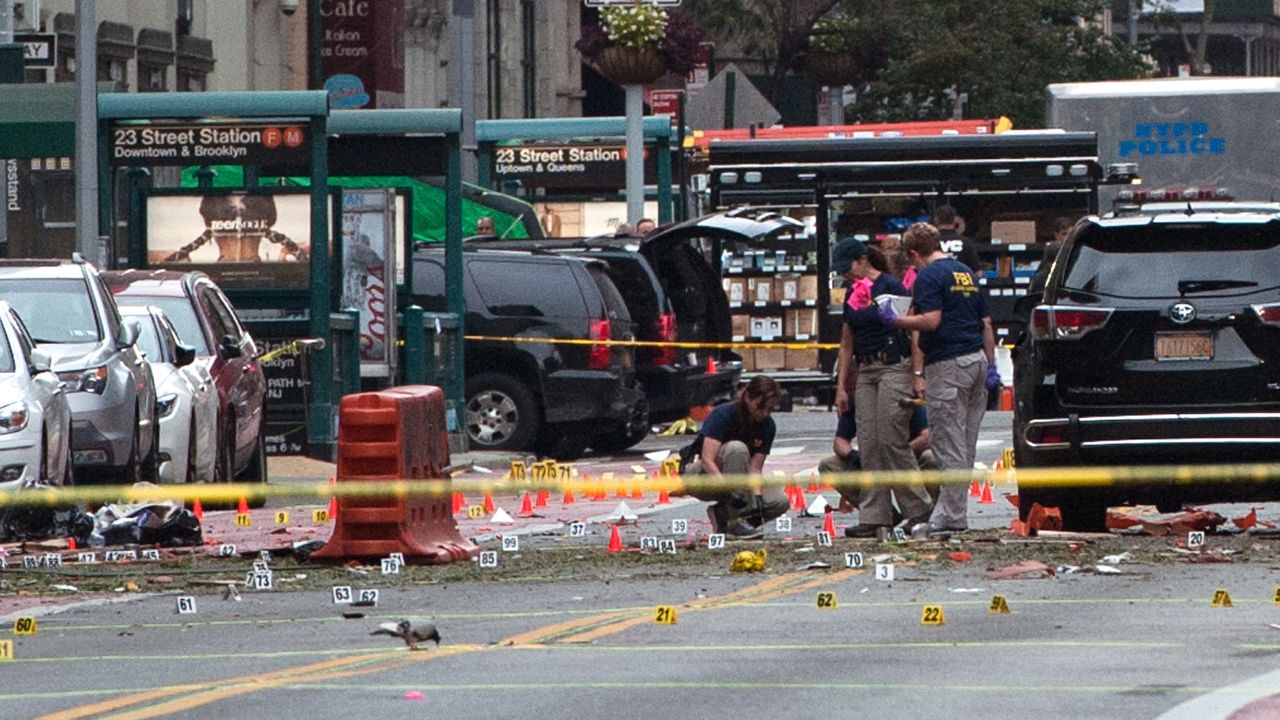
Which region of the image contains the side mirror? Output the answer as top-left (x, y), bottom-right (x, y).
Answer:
top-left (29, 349), bottom-right (52, 374)
top-left (118, 320), bottom-right (141, 349)
top-left (174, 343), bottom-right (196, 368)
top-left (220, 335), bottom-right (243, 359)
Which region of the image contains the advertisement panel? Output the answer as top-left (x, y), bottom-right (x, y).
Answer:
top-left (321, 0), bottom-right (405, 109)
top-left (145, 192), bottom-right (311, 290)
top-left (339, 189), bottom-right (397, 378)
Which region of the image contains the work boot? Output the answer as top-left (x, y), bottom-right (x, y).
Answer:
top-left (706, 503), bottom-right (729, 534)
top-left (844, 524), bottom-right (888, 539)
top-left (723, 520), bottom-right (764, 540)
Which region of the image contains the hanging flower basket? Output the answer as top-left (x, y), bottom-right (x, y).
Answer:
top-left (807, 52), bottom-right (857, 87)
top-left (595, 45), bottom-right (668, 85)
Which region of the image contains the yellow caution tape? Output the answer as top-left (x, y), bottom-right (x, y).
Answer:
top-left (1, 463), bottom-right (1280, 507)
top-left (464, 335), bottom-right (839, 351)
top-left (258, 341), bottom-right (304, 364)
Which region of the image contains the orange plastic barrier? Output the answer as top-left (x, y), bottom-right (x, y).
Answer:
top-left (312, 385), bottom-right (477, 564)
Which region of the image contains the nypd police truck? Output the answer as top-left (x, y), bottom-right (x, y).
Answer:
top-left (1046, 76), bottom-right (1280, 207)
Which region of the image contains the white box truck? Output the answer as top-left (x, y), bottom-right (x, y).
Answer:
top-left (1046, 77), bottom-right (1280, 208)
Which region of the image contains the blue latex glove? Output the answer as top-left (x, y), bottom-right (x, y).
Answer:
top-left (985, 364), bottom-right (1002, 391)
top-left (876, 300), bottom-right (900, 326)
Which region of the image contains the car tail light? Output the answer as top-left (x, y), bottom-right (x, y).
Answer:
top-left (1030, 305), bottom-right (1113, 340)
top-left (1254, 303), bottom-right (1280, 325)
top-left (653, 312), bottom-right (677, 366)
top-left (588, 318), bottom-right (612, 370)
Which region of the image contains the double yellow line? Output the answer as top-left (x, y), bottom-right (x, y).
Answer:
top-left (35, 568), bottom-right (855, 719)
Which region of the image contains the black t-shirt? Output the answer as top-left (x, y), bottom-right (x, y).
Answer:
top-left (939, 228), bottom-right (982, 275)
top-left (693, 402), bottom-right (776, 458)
top-left (843, 273), bottom-right (909, 357)
top-left (913, 257), bottom-right (989, 365)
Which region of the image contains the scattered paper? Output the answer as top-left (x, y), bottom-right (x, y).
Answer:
top-left (1093, 565), bottom-right (1122, 574)
top-left (950, 588), bottom-right (986, 593)
top-left (606, 501), bottom-right (637, 521)
top-left (643, 450), bottom-right (671, 463)
top-left (770, 446), bottom-right (806, 456)
top-left (51, 584), bottom-right (78, 592)
top-left (1100, 552), bottom-right (1132, 565)
top-left (491, 508), bottom-right (515, 524)
top-left (985, 561), bottom-right (1055, 580)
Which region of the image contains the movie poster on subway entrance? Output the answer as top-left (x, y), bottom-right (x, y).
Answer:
top-left (339, 189), bottom-right (397, 378)
top-left (145, 192), bottom-right (311, 290)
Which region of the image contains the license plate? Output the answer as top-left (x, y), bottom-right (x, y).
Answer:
top-left (1155, 332), bottom-right (1213, 361)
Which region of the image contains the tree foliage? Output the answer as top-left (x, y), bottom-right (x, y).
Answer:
top-left (686, 0), bottom-right (1151, 128)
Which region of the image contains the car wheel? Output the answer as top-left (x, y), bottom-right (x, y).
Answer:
top-left (239, 429), bottom-right (269, 509)
top-left (118, 424), bottom-right (143, 485)
top-left (39, 428), bottom-right (48, 483)
top-left (61, 439), bottom-right (74, 487)
top-left (141, 416), bottom-right (160, 482)
top-left (464, 373), bottom-right (540, 451)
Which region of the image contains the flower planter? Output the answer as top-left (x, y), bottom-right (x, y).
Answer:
top-left (807, 52), bottom-right (857, 87)
top-left (596, 45), bottom-right (667, 85)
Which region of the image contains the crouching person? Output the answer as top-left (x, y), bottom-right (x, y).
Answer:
top-left (681, 376), bottom-right (788, 539)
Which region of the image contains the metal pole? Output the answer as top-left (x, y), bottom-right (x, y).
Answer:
top-left (624, 83), bottom-right (643, 225)
top-left (724, 71), bottom-right (736, 129)
top-left (827, 86), bottom-right (842, 125)
top-left (1128, 0), bottom-right (1138, 46)
top-left (75, 0), bottom-right (99, 263)
top-left (453, 0), bottom-right (477, 183)
top-left (0, 0), bottom-right (13, 42)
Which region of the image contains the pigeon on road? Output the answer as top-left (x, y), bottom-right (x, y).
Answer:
top-left (371, 620), bottom-right (441, 651)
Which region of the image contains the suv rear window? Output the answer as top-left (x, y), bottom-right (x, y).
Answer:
top-left (586, 264), bottom-right (631, 323)
top-left (1062, 225), bottom-right (1280, 300)
top-left (598, 256), bottom-right (661, 317)
top-left (0, 279), bottom-right (101, 343)
top-left (470, 258), bottom-right (583, 317)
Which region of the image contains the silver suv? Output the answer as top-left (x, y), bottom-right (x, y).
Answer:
top-left (0, 256), bottom-right (158, 482)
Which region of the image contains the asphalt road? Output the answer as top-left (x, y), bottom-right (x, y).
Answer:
top-left (7, 409), bottom-right (1280, 719)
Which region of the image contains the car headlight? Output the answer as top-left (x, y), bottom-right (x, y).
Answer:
top-left (0, 402), bottom-right (29, 434)
top-left (157, 393), bottom-right (178, 418)
top-left (56, 366), bottom-right (109, 394)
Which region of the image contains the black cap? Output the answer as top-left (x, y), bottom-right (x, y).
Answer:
top-left (831, 237), bottom-right (868, 273)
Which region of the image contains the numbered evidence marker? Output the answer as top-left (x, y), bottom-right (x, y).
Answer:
top-left (77, 552), bottom-right (98, 564)
top-left (509, 460), bottom-right (527, 480)
top-left (478, 550), bottom-right (499, 569)
top-left (816, 531), bottom-right (833, 547)
top-left (671, 518), bottom-right (688, 535)
top-left (381, 557), bottom-right (402, 575)
top-left (844, 552), bottom-right (864, 569)
top-left (1273, 587), bottom-right (1280, 606)
top-left (501, 535), bottom-right (519, 552)
top-left (920, 604), bottom-right (946, 625)
top-left (875, 563), bottom-right (895, 582)
top-left (312, 508), bottom-right (331, 523)
top-left (707, 533), bottom-right (726, 550)
top-left (0, 639), bottom-right (12, 661)
top-left (235, 513), bottom-right (252, 527)
top-left (658, 538), bottom-right (677, 555)
top-left (354, 588), bottom-right (379, 607)
top-left (42, 553), bottom-right (63, 567)
top-left (815, 591), bottom-right (838, 610)
top-left (13, 616), bottom-right (37, 635)
top-left (1211, 589), bottom-right (1234, 608)
top-left (568, 522), bottom-right (587, 538)
top-left (653, 605), bottom-right (679, 624)
top-left (217, 544), bottom-right (237, 558)
top-left (466, 505), bottom-right (486, 520)
top-left (249, 572), bottom-right (273, 591)
top-left (989, 595), bottom-right (1011, 614)
top-left (332, 586), bottom-right (354, 604)
top-left (639, 536), bottom-right (658, 551)
top-left (176, 596), bottom-right (197, 615)
top-left (774, 516), bottom-right (792, 533)
top-left (141, 549), bottom-right (161, 561)
top-left (1187, 531), bottom-right (1206, 550)
top-left (275, 511), bottom-right (290, 525)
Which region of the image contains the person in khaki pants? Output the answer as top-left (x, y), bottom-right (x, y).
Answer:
top-left (681, 376), bottom-right (788, 540)
top-left (831, 238), bottom-right (932, 538)
top-left (882, 222), bottom-right (996, 535)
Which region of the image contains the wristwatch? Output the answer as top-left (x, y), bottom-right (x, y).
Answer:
top-left (912, 370), bottom-right (925, 377)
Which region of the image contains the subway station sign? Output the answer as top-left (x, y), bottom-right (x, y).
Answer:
top-left (109, 123), bottom-right (311, 168)
top-left (491, 143), bottom-right (657, 190)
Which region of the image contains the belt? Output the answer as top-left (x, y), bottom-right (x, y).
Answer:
top-left (856, 350), bottom-right (896, 366)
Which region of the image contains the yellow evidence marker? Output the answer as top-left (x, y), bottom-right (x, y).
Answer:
top-left (921, 605), bottom-right (946, 625)
top-left (654, 606), bottom-right (678, 624)
top-left (312, 508), bottom-right (330, 523)
top-left (0, 639), bottom-right (12, 660)
top-left (989, 595), bottom-right (1011, 614)
top-left (466, 505), bottom-right (485, 519)
top-left (1273, 587), bottom-right (1280, 605)
top-left (234, 513), bottom-right (252, 527)
top-left (509, 460), bottom-right (527, 480)
top-left (1211, 589), bottom-right (1234, 608)
top-left (13, 616), bottom-right (36, 635)
top-left (275, 511), bottom-right (289, 525)
top-left (816, 592), bottom-right (838, 610)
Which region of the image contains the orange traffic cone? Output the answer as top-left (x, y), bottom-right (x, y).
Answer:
top-left (237, 497), bottom-right (249, 514)
top-left (483, 492), bottom-right (496, 513)
top-left (562, 488), bottom-right (576, 505)
top-left (452, 491), bottom-right (466, 515)
top-left (192, 498), bottom-right (204, 521)
top-left (979, 481), bottom-right (994, 504)
top-left (67, 537), bottom-right (77, 551)
top-left (519, 492), bottom-right (534, 516)
top-left (705, 356), bottom-right (716, 374)
top-left (792, 488), bottom-right (806, 512)
top-left (807, 479), bottom-right (820, 493)
top-left (657, 488), bottom-right (671, 505)
top-left (616, 485), bottom-right (628, 498)
top-left (631, 486), bottom-right (643, 500)
top-left (607, 524), bottom-right (622, 553)
top-left (536, 489), bottom-right (549, 508)
top-left (823, 509), bottom-right (836, 537)
top-left (969, 480), bottom-right (981, 497)
top-left (328, 495), bottom-right (339, 520)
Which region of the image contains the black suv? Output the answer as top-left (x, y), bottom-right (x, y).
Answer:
top-left (465, 238), bottom-right (740, 452)
top-left (411, 247), bottom-right (645, 454)
top-left (1013, 202), bottom-right (1280, 529)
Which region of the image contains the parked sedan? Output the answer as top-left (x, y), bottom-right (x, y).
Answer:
top-left (121, 306), bottom-right (217, 484)
top-left (0, 301), bottom-right (72, 490)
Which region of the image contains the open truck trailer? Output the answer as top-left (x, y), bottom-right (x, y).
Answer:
top-left (701, 128), bottom-right (1135, 399)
